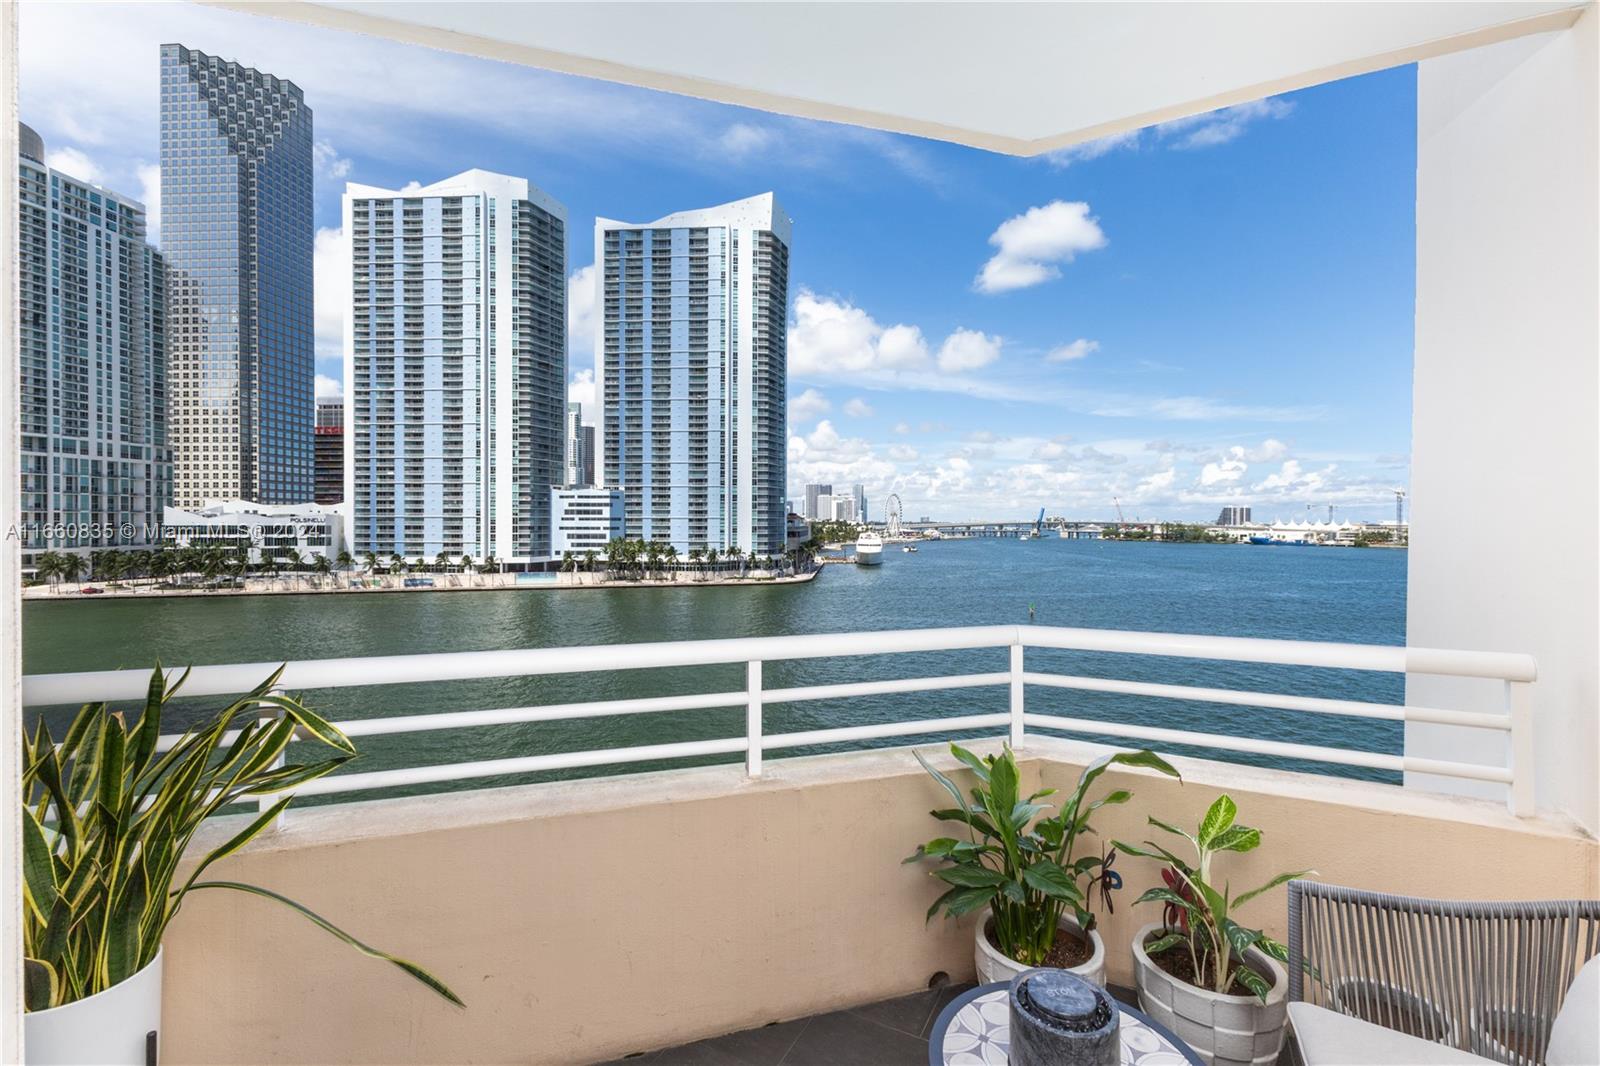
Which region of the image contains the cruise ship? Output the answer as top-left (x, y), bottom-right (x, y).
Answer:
top-left (855, 531), bottom-right (884, 566)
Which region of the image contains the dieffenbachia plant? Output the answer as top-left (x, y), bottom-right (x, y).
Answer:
top-left (21, 665), bottom-right (463, 1011)
top-left (1115, 794), bottom-right (1310, 1000)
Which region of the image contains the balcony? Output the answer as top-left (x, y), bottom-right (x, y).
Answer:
top-left (9, 3), bottom-right (1600, 1066)
top-left (19, 625), bottom-right (1596, 1064)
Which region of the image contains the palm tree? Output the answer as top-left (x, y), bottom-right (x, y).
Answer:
top-left (60, 553), bottom-right (87, 587)
top-left (727, 545), bottom-right (745, 577)
top-left (582, 550), bottom-right (596, 574)
top-left (96, 549), bottom-right (126, 586)
top-left (663, 544), bottom-right (679, 581)
top-left (285, 548), bottom-right (304, 589)
top-left (34, 551), bottom-right (63, 590)
top-left (561, 551), bottom-right (575, 574)
top-left (435, 551), bottom-right (451, 574)
top-left (479, 553), bottom-right (498, 577)
top-left (389, 552), bottom-right (405, 577)
top-left (336, 550), bottom-right (355, 587)
top-left (459, 553), bottom-right (475, 584)
top-left (313, 553), bottom-right (332, 588)
top-left (688, 548), bottom-right (703, 579)
top-left (148, 549), bottom-right (172, 586)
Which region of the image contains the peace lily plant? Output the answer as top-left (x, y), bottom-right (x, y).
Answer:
top-left (908, 742), bottom-right (1179, 983)
top-left (21, 665), bottom-right (462, 1014)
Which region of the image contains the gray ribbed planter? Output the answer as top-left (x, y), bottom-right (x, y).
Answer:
top-left (1130, 922), bottom-right (1287, 1066)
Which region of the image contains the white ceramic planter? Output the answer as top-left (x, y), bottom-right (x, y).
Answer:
top-left (25, 950), bottom-right (162, 1066)
top-left (974, 910), bottom-right (1107, 987)
top-left (1130, 921), bottom-right (1287, 1066)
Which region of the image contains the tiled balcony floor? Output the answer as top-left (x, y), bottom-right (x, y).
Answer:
top-left (605, 981), bottom-right (976, 1065)
top-left (607, 982), bottom-right (1301, 1065)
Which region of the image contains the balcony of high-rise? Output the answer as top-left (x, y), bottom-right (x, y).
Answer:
top-left (9, 5), bottom-right (1600, 1066)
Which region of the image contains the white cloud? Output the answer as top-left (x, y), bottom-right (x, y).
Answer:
top-left (976, 201), bottom-right (1108, 294)
top-left (1046, 338), bottom-right (1100, 363)
top-left (788, 291), bottom-right (930, 376)
top-left (568, 368), bottom-right (596, 423)
top-left (1199, 458), bottom-right (1247, 486)
top-left (1091, 396), bottom-right (1325, 423)
top-left (315, 374), bottom-right (343, 401)
top-left (1137, 468), bottom-right (1178, 496)
top-left (718, 122), bottom-right (775, 160)
top-left (1043, 129), bottom-right (1141, 169)
top-left (937, 329), bottom-right (1002, 373)
top-left (567, 264), bottom-right (597, 359)
top-left (1041, 97), bottom-right (1295, 169)
top-left (312, 140), bottom-right (352, 179)
top-left (313, 226), bottom-right (349, 362)
top-left (843, 397), bottom-right (875, 418)
top-left (44, 145), bottom-right (102, 184)
top-left (788, 387), bottom-right (831, 424)
top-left (1162, 98), bottom-right (1295, 149)
top-left (136, 163), bottom-right (161, 244)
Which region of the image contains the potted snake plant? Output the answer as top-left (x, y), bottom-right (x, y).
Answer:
top-left (908, 742), bottom-right (1179, 987)
top-left (21, 665), bottom-right (462, 1066)
top-left (1114, 794), bottom-right (1309, 1066)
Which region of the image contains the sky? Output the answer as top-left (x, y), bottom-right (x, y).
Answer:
top-left (20, 2), bottom-right (1416, 524)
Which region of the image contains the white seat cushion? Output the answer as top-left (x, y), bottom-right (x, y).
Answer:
top-left (1288, 1002), bottom-right (1495, 1066)
top-left (1546, 954), bottom-right (1600, 1066)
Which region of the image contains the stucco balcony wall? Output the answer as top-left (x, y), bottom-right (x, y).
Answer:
top-left (161, 735), bottom-right (1599, 1065)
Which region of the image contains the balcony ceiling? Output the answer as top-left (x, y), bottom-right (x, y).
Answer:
top-left (217, 1), bottom-right (1586, 154)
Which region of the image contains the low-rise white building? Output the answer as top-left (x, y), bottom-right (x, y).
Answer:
top-left (552, 488), bottom-right (624, 557)
top-left (786, 513), bottom-right (811, 552)
top-left (162, 501), bottom-right (347, 565)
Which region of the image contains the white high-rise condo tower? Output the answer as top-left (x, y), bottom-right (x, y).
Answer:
top-left (16, 124), bottom-right (171, 567)
top-left (345, 170), bottom-right (566, 565)
top-left (596, 194), bottom-right (790, 556)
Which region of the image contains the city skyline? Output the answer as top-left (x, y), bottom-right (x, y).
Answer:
top-left (20, 1), bottom-right (1416, 524)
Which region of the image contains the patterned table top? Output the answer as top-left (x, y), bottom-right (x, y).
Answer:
top-left (929, 983), bottom-right (1204, 1066)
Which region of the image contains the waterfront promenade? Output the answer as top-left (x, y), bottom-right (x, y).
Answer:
top-left (23, 567), bottom-right (819, 600)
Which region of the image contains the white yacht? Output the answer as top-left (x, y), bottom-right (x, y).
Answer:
top-left (855, 531), bottom-right (884, 566)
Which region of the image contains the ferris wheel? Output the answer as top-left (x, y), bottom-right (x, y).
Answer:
top-left (885, 493), bottom-right (903, 538)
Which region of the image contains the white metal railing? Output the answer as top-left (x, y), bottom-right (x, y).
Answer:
top-left (20, 625), bottom-right (1539, 815)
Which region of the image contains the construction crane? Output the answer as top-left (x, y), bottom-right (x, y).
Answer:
top-left (1112, 497), bottom-right (1126, 527)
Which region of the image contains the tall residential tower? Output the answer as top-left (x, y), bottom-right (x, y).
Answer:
top-left (160, 43), bottom-right (314, 507)
top-left (17, 124), bottom-right (171, 567)
top-left (345, 171), bottom-right (566, 565)
top-left (596, 194), bottom-right (790, 555)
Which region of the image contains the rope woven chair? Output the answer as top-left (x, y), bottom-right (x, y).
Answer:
top-left (1287, 881), bottom-right (1600, 1066)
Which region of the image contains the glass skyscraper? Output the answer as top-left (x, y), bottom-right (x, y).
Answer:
top-left (17, 123), bottom-right (171, 567)
top-left (596, 194), bottom-right (790, 556)
top-left (345, 170), bottom-right (567, 565)
top-left (160, 43), bottom-right (314, 508)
